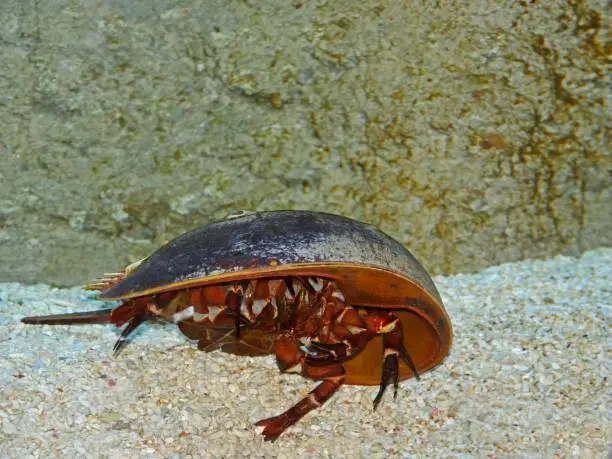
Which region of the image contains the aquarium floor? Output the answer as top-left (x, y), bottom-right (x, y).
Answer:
top-left (1, 248), bottom-right (610, 458)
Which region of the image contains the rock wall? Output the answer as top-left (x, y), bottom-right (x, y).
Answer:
top-left (1, 0), bottom-right (609, 285)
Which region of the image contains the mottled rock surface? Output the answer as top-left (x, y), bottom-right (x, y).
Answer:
top-left (1, 0), bottom-right (609, 285)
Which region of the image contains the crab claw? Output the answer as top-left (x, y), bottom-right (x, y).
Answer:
top-left (254, 415), bottom-right (292, 442)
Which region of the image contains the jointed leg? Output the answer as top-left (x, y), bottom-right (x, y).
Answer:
top-left (255, 333), bottom-right (345, 441)
top-left (112, 309), bottom-right (149, 355)
top-left (255, 362), bottom-right (345, 441)
top-left (302, 329), bottom-right (369, 365)
top-left (373, 345), bottom-right (401, 410)
top-left (224, 284), bottom-right (245, 338)
top-left (362, 312), bottom-right (420, 410)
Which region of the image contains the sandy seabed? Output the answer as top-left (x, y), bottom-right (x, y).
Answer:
top-left (1, 248), bottom-right (610, 458)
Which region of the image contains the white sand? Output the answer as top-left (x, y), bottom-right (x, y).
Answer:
top-left (1, 248), bottom-right (610, 458)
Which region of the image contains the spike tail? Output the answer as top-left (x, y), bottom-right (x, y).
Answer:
top-left (21, 309), bottom-right (113, 325)
top-left (21, 299), bottom-right (152, 354)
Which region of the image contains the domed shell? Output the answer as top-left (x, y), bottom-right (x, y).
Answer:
top-left (99, 210), bottom-right (452, 383)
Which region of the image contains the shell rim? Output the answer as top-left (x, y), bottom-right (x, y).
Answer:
top-left (98, 261), bottom-right (453, 373)
top-left (98, 261), bottom-right (435, 301)
top-left (97, 261), bottom-right (452, 339)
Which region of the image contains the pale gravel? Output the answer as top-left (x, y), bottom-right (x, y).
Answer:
top-left (1, 248), bottom-right (610, 458)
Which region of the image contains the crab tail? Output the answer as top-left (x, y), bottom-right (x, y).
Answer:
top-left (22, 299), bottom-right (151, 355)
top-left (21, 298), bottom-right (150, 326)
top-left (21, 308), bottom-right (113, 325)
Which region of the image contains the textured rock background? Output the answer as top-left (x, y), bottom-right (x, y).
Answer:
top-left (0, 0), bottom-right (609, 286)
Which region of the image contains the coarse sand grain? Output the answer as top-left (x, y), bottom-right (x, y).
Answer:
top-left (1, 248), bottom-right (610, 458)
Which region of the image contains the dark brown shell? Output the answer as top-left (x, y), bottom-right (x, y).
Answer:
top-left (101, 211), bottom-right (439, 301)
top-left (99, 210), bottom-right (452, 382)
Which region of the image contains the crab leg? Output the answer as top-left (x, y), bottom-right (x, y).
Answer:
top-left (255, 361), bottom-right (345, 442)
top-left (112, 310), bottom-right (150, 355)
top-left (364, 312), bottom-right (420, 410)
top-left (372, 344), bottom-right (401, 410)
top-left (303, 333), bottom-right (368, 365)
top-left (252, 331), bottom-right (347, 441)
